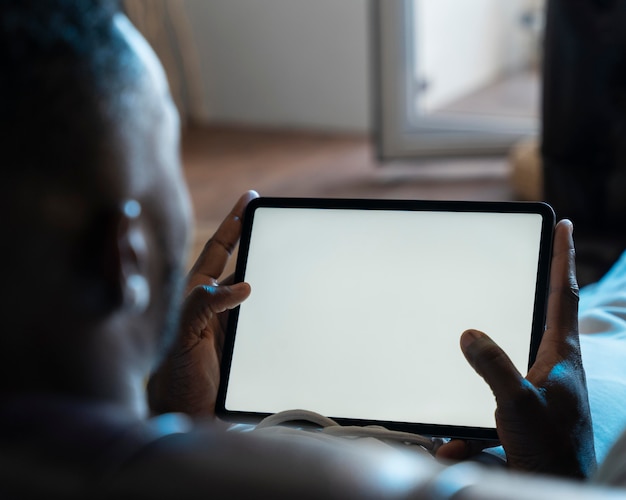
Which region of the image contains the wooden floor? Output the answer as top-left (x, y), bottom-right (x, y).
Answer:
top-left (181, 125), bottom-right (624, 285)
top-left (182, 125), bottom-right (514, 273)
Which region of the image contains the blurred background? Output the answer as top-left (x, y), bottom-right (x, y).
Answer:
top-left (123, 0), bottom-right (623, 284)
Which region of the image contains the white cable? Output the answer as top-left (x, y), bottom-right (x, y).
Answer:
top-left (253, 409), bottom-right (445, 455)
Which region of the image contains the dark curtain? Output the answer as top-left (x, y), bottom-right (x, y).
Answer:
top-left (542, 0), bottom-right (626, 234)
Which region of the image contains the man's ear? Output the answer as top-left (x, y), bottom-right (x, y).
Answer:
top-left (87, 199), bottom-right (151, 316)
top-left (115, 200), bottom-right (151, 313)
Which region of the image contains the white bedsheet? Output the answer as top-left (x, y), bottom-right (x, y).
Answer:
top-left (580, 250), bottom-right (626, 464)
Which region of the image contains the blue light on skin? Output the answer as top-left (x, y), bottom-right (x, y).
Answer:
top-left (203, 285), bottom-right (218, 295)
top-left (547, 361), bottom-right (569, 385)
top-left (151, 412), bottom-right (193, 436)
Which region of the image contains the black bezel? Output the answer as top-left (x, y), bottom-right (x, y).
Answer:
top-left (216, 197), bottom-right (555, 441)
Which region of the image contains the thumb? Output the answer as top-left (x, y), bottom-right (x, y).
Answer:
top-left (183, 282), bottom-right (252, 319)
top-left (200, 282), bottom-right (252, 314)
top-left (460, 329), bottom-right (526, 402)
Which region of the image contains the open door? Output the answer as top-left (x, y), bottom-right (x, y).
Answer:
top-left (373, 0), bottom-right (544, 160)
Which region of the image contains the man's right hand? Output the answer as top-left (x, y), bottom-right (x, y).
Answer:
top-left (437, 220), bottom-right (597, 478)
top-left (147, 191), bottom-right (257, 418)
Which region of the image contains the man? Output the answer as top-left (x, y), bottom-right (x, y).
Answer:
top-left (0, 0), bottom-right (620, 497)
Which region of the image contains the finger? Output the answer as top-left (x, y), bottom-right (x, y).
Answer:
top-left (201, 282), bottom-right (251, 357)
top-left (436, 440), bottom-right (471, 461)
top-left (543, 219), bottom-right (579, 348)
top-left (198, 282), bottom-right (252, 315)
top-left (182, 283), bottom-right (252, 334)
top-left (460, 329), bottom-right (526, 402)
top-left (435, 439), bottom-right (498, 461)
top-left (188, 191), bottom-right (259, 288)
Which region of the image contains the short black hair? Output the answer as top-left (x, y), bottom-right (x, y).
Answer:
top-left (0, 0), bottom-right (140, 195)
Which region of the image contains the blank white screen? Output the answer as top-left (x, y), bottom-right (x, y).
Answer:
top-left (225, 208), bottom-right (543, 429)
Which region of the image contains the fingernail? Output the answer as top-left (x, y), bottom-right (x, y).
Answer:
top-left (203, 285), bottom-right (218, 294)
top-left (460, 329), bottom-right (482, 350)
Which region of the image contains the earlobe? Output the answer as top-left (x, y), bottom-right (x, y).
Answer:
top-left (126, 273), bottom-right (150, 313)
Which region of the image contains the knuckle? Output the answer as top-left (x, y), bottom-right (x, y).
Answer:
top-left (563, 336), bottom-right (582, 357)
top-left (550, 283), bottom-right (579, 307)
top-left (566, 248), bottom-right (580, 294)
top-left (471, 342), bottom-right (503, 371)
top-left (212, 236), bottom-right (235, 255)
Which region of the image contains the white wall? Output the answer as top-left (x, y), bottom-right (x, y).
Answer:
top-left (414, 0), bottom-right (535, 112)
top-left (183, 0), bottom-right (371, 132)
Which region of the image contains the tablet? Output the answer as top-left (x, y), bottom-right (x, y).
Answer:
top-left (217, 198), bottom-right (555, 440)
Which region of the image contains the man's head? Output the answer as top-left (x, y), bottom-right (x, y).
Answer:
top-left (0, 0), bottom-right (192, 408)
